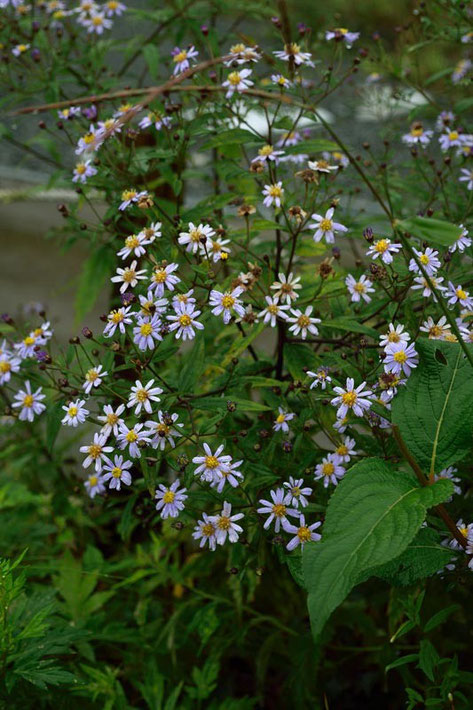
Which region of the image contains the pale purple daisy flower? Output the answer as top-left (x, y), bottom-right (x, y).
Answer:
top-left (127, 379), bottom-right (163, 415)
top-left (366, 238), bottom-right (402, 264)
top-left (222, 68), bottom-right (253, 97)
top-left (133, 314), bottom-right (163, 351)
top-left (379, 323), bottom-right (411, 348)
top-left (287, 306), bottom-right (321, 339)
top-left (408, 247), bottom-right (440, 276)
top-left (84, 473), bottom-right (106, 499)
top-left (346, 274), bottom-right (375, 303)
top-left (262, 182), bottom-right (284, 208)
top-left (257, 488), bottom-right (298, 532)
top-left (307, 366), bottom-right (331, 390)
top-left (212, 501), bottom-right (244, 545)
top-left (80, 432), bottom-right (113, 472)
top-left (72, 160), bottom-right (97, 183)
top-left (116, 422), bottom-right (150, 458)
top-left (97, 403), bottom-right (126, 438)
top-left (171, 45), bottom-right (198, 75)
top-left (146, 411), bottom-right (183, 450)
top-left (193, 443), bottom-right (232, 483)
top-left (325, 27), bottom-right (359, 48)
top-left (167, 303), bottom-right (204, 340)
top-left (273, 406), bottom-right (295, 432)
top-left (149, 263), bottom-right (180, 296)
top-left (331, 378), bottom-right (373, 419)
top-left (178, 222), bottom-right (215, 254)
top-left (334, 436), bottom-right (357, 463)
top-left (314, 454), bottom-right (346, 488)
top-left (273, 43), bottom-right (314, 66)
top-left (446, 282), bottom-right (473, 309)
top-left (12, 380), bottom-right (46, 422)
top-left (258, 296), bottom-right (290, 328)
top-left (111, 260), bottom-right (147, 293)
top-left (155, 480), bottom-right (188, 518)
top-left (283, 476), bottom-right (312, 508)
top-left (383, 341), bottom-right (419, 377)
top-left (61, 399), bottom-right (89, 427)
top-left (103, 306), bottom-right (133, 337)
top-left (209, 287), bottom-right (245, 324)
top-left (309, 207), bottom-right (348, 244)
top-left (102, 454), bottom-right (133, 491)
top-left (283, 514), bottom-right (322, 550)
top-left (83, 365), bottom-right (108, 394)
top-left (193, 514), bottom-right (218, 550)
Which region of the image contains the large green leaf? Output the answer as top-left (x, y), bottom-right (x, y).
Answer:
top-left (396, 216), bottom-right (462, 247)
top-left (302, 458), bottom-right (453, 640)
top-left (391, 339), bottom-right (473, 475)
top-left (74, 245), bottom-right (114, 324)
top-left (370, 527), bottom-right (454, 586)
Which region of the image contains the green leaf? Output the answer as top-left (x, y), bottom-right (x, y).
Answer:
top-left (46, 401), bottom-right (64, 453)
top-left (75, 245), bottom-right (114, 324)
top-left (392, 339), bottom-right (473, 475)
top-left (385, 654), bottom-right (419, 673)
top-left (142, 44), bottom-right (160, 79)
top-left (396, 216), bottom-right (462, 247)
top-left (283, 138), bottom-right (339, 155)
top-left (371, 527), bottom-right (454, 586)
top-left (423, 604), bottom-right (460, 633)
top-left (302, 458), bottom-right (453, 640)
top-left (178, 337), bottom-right (205, 392)
top-left (417, 639), bottom-right (439, 682)
top-left (222, 321), bottom-right (266, 367)
top-left (201, 129), bottom-right (258, 149)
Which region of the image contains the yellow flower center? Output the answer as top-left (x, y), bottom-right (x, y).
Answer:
top-left (88, 444), bottom-right (102, 459)
top-left (374, 239), bottom-right (389, 253)
top-left (419, 254), bottom-right (430, 265)
top-left (393, 351), bottom-right (407, 363)
top-left (122, 189), bottom-right (137, 201)
top-left (179, 314), bottom-right (192, 327)
top-left (449, 131), bottom-right (459, 140)
top-left (272, 503), bottom-right (286, 517)
top-left (163, 490), bottom-right (175, 503)
top-left (342, 391), bottom-right (357, 407)
top-left (157, 423), bottom-right (170, 435)
top-left (83, 133), bottom-right (95, 145)
top-left (126, 430), bottom-right (138, 442)
top-left (125, 235), bottom-right (140, 248)
top-left (269, 185), bottom-right (283, 197)
top-left (112, 467), bottom-right (122, 478)
top-left (23, 394), bottom-right (34, 408)
top-left (230, 43), bottom-right (246, 54)
top-left (259, 144), bottom-right (274, 157)
top-left (107, 412), bottom-right (118, 425)
top-left (354, 283), bottom-right (366, 293)
top-left (267, 304), bottom-right (279, 315)
top-left (17, 44), bottom-right (28, 52)
top-left (388, 332), bottom-right (400, 342)
top-left (202, 522), bottom-right (216, 537)
top-left (136, 389), bottom-right (149, 402)
top-left (456, 288), bottom-right (467, 300)
top-left (287, 43), bottom-right (301, 55)
top-left (140, 323), bottom-right (152, 336)
top-left (0, 361), bottom-right (11, 373)
top-left (89, 475), bottom-right (98, 486)
top-left (228, 71), bottom-right (242, 85)
top-left (23, 336), bottom-right (35, 346)
top-left (276, 413), bottom-right (286, 423)
top-left (92, 16), bottom-right (104, 26)
top-left (221, 295), bottom-right (235, 309)
top-left (429, 325), bottom-right (443, 338)
top-left (153, 269), bottom-right (167, 283)
top-left (297, 315), bottom-right (311, 328)
top-left (297, 526), bottom-right (312, 542)
top-left (173, 50), bottom-right (188, 63)
top-left (122, 268), bottom-right (135, 282)
top-left (320, 218), bottom-right (333, 231)
top-left (110, 310), bottom-right (124, 323)
top-left (322, 462), bottom-right (335, 476)
top-left (76, 163), bottom-right (87, 174)
top-left (68, 406), bottom-right (78, 417)
top-left (217, 516), bottom-right (231, 531)
top-left (410, 127), bottom-right (423, 137)
top-left (291, 486), bottom-right (301, 497)
top-left (205, 455), bottom-right (219, 469)
top-left (107, 1), bottom-right (118, 8)
top-left (337, 445), bottom-right (348, 456)
top-left (86, 369), bottom-right (98, 382)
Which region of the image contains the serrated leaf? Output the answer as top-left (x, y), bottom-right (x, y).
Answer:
top-left (397, 216), bottom-right (462, 247)
top-left (302, 458), bottom-right (453, 639)
top-left (370, 527), bottom-right (453, 586)
top-left (392, 339), bottom-right (473, 475)
top-left (417, 639), bottom-right (439, 682)
top-left (75, 245), bottom-right (114, 324)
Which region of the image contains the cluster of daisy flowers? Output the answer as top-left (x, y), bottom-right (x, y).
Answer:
top-left (7, 0), bottom-right (126, 51)
top-left (402, 111), bottom-right (473, 193)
